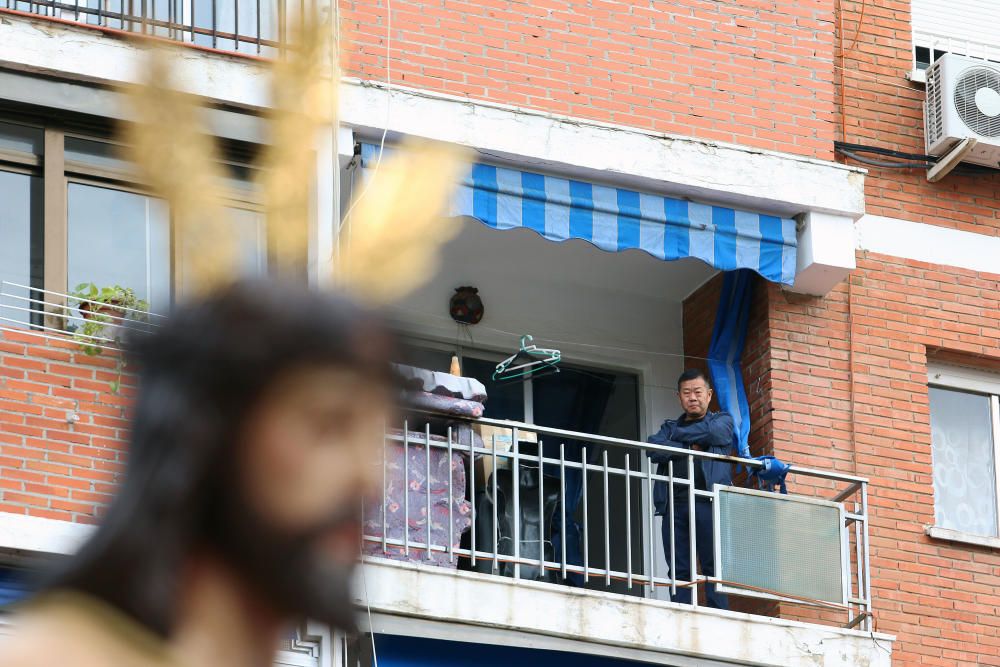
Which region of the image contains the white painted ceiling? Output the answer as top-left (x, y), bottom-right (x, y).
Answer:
top-left (434, 217), bottom-right (717, 302)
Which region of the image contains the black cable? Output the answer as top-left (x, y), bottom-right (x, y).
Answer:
top-left (837, 148), bottom-right (933, 169)
top-left (834, 141), bottom-right (938, 163)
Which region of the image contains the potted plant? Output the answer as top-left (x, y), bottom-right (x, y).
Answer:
top-left (69, 283), bottom-right (150, 392)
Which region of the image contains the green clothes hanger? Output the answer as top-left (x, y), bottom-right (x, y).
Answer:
top-left (492, 335), bottom-right (561, 382)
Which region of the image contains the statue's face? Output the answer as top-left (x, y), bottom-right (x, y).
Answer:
top-left (242, 367), bottom-right (388, 550)
top-left (222, 366), bottom-right (391, 627)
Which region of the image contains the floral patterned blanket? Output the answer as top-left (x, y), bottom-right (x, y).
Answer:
top-left (362, 427), bottom-right (475, 568)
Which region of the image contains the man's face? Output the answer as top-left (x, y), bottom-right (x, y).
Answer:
top-left (678, 377), bottom-right (712, 419)
top-left (221, 365), bottom-right (391, 628)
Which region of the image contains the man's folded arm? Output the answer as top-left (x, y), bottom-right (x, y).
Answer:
top-left (670, 413), bottom-right (735, 449)
top-left (647, 421), bottom-right (684, 463)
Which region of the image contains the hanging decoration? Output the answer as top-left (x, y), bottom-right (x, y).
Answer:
top-left (449, 286), bottom-right (484, 325)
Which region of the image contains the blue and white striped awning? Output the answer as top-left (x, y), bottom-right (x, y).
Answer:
top-left (361, 143), bottom-right (798, 285)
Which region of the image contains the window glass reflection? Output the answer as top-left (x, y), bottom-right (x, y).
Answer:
top-left (177, 206), bottom-right (266, 294)
top-left (0, 121), bottom-right (43, 156)
top-left (0, 171), bottom-right (43, 326)
top-left (65, 137), bottom-right (131, 173)
top-left (67, 183), bottom-right (171, 318)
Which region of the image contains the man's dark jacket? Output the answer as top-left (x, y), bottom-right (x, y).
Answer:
top-left (647, 411), bottom-right (735, 514)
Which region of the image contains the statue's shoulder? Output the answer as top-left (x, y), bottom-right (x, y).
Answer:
top-left (0, 592), bottom-right (174, 667)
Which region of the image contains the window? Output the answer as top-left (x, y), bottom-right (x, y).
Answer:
top-left (398, 340), bottom-right (644, 595)
top-left (396, 341), bottom-right (639, 437)
top-left (928, 365), bottom-right (1000, 538)
top-left (67, 183), bottom-right (172, 314)
top-left (0, 115), bottom-right (267, 327)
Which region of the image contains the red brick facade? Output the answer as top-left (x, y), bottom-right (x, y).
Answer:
top-left (838, 0), bottom-right (1000, 234)
top-left (683, 254), bottom-right (1000, 666)
top-left (0, 330), bottom-right (130, 525)
top-left (1, 0), bottom-right (999, 664)
top-left (769, 255), bottom-right (1000, 666)
top-left (341, 0), bottom-right (838, 158)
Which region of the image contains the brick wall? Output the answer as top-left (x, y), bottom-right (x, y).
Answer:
top-left (0, 328), bottom-right (132, 525)
top-left (763, 254), bottom-right (1000, 666)
top-left (341, 0), bottom-right (838, 159)
top-left (838, 0), bottom-right (1000, 234)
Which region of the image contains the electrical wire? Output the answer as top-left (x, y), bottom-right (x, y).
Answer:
top-left (390, 305), bottom-right (714, 364)
top-left (836, 148), bottom-right (933, 169)
top-left (389, 306), bottom-right (766, 395)
top-left (360, 559), bottom-right (379, 667)
top-left (337, 0), bottom-right (392, 244)
top-left (844, 0), bottom-right (868, 53)
top-left (834, 141), bottom-right (938, 162)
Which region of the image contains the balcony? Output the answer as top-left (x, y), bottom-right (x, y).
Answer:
top-left (0, 281), bottom-right (892, 665)
top-left (0, 0), bottom-right (289, 56)
top-left (365, 406), bottom-right (875, 619)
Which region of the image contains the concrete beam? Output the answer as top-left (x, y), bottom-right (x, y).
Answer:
top-left (357, 558), bottom-right (893, 667)
top-left (791, 212), bottom-right (858, 296)
top-left (0, 13), bottom-right (270, 109)
top-left (339, 80), bottom-right (867, 221)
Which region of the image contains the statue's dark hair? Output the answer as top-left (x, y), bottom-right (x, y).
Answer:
top-left (43, 279), bottom-right (394, 638)
top-left (676, 368), bottom-right (711, 390)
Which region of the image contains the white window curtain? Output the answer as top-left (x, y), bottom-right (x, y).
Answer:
top-left (929, 385), bottom-right (999, 537)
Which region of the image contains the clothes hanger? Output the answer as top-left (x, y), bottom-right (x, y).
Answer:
top-left (492, 335), bottom-right (561, 382)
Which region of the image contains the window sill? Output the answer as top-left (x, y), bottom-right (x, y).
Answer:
top-left (908, 68), bottom-right (927, 84)
top-left (926, 526), bottom-right (1000, 550)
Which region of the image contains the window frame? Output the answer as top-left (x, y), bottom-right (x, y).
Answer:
top-left (927, 363), bottom-right (1000, 541)
top-left (0, 115), bottom-right (267, 324)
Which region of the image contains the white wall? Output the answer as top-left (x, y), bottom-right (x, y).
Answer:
top-left (382, 217), bottom-right (717, 437)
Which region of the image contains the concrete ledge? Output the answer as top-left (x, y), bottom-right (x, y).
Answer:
top-left (927, 526), bottom-right (1000, 550)
top-left (856, 214), bottom-right (1000, 277)
top-left (340, 79), bottom-right (867, 221)
top-left (0, 13), bottom-right (270, 109)
top-left (0, 513), bottom-right (93, 560)
top-left (356, 557), bottom-right (893, 667)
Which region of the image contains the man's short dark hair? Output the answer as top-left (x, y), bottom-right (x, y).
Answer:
top-left (677, 368), bottom-right (711, 390)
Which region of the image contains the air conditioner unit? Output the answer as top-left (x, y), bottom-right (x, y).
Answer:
top-left (925, 53), bottom-right (1000, 168)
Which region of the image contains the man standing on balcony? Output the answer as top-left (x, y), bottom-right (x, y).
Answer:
top-left (648, 369), bottom-right (734, 610)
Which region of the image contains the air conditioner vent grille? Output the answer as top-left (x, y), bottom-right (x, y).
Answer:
top-left (955, 67), bottom-right (1000, 137)
top-left (926, 62), bottom-right (944, 146)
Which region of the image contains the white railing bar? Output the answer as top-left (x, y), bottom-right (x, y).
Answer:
top-left (401, 409), bottom-right (869, 485)
top-left (0, 301), bottom-right (155, 335)
top-left (1, 281), bottom-right (167, 319)
top-left (361, 535), bottom-right (675, 587)
top-left (0, 292), bottom-right (160, 329)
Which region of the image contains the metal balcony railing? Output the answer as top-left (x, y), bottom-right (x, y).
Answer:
top-left (365, 410), bottom-right (874, 632)
top-left (912, 30), bottom-right (1000, 76)
top-left (0, 281), bottom-right (161, 350)
top-left (0, 0), bottom-right (306, 56)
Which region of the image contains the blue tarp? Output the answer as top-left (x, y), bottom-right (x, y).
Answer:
top-left (372, 634), bottom-right (646, 667)
top-left (707, 269), bottom-right (754, 460)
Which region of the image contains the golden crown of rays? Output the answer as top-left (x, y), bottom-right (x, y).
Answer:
top-left (121, 20), bottom-right (467, 304)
